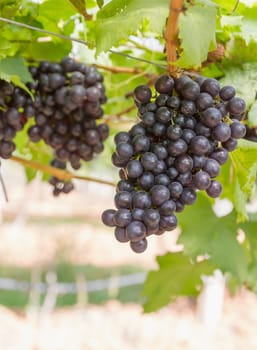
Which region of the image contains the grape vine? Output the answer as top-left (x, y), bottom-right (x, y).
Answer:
top-left (0, 0), bottom-right (256, 312)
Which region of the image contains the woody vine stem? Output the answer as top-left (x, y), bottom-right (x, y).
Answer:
top-left (164, 0), bottom-right (184, 76)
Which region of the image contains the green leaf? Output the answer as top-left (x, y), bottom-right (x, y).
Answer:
top-left (26, 41), bottom-right (72, 61)
top-left (0, 56), bottom-right (33, 94)
top-left (178, 194), bottom-right (248, 281)
top-left (230, 139), bottom-right (257, 198)
top-left (143, 252), bottom-right (213, 312)
top-left (241, 6), bottom-right (257, 45)
top-left (37, 0), bottom-right (77, 35)
top-left (176, 4), bottom-right (217, 68)
top-left (95, 0), bottom-right (169, 54)
top-left (96, 0), bottom-right (104, 8)
top-left (247, 100), bottom-right (257, 127)
top-left (241, 219), bottom-right (257, 262)
top-left (211, 0), bottom-right (235, 12)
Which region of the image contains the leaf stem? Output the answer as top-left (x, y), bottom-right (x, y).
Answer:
top-left (164, 0), bottom-right (184, 76)
top-left (11, 155), bottom-right (116, 187)
top-left (94, 64), bottom-right (154, 78)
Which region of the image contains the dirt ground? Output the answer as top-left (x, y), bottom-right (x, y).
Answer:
top-left (0, 161), bottom-right (257, 350)
top-left (0, 292), bottom-right (257, 350)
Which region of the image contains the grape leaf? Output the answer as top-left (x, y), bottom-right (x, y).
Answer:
top-left (247, 100), bottom-right (257, 127)
top-left (241, 7), bottom-right (257, 45)
top-left (94, 0), bottom-right (169, 54)
top-left (143, 252), bottom-right (214, 312)
top-left (178, 194), bottom-right (248, 282)
top-left (225, 38), bottom-right (257, 65)
top-left (211, 0), bottom-right (235, 12)
top-left (176, 4), bottom-right (217, 68)
top-left (37, 0), bottom-right (77, 34)
top-left (26, 41), bottom-right (72, 61)
top-left (228, 140), bottom-right (257, 222)
top-left (230, 139), bottom-right (257, 198)
top-left (96, 0), bottom-right (103, 8)
top-left (0, 56), bottom-right (33, 94)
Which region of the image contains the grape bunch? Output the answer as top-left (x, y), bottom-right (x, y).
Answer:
top-left (48, 159), bottom-right (74, 196)
top-left (102, 74), bottom-right (246, 253)
top-left (0, 80), bottom-right (32, 159)
top-left (27, 57), bottom-right (109, 171)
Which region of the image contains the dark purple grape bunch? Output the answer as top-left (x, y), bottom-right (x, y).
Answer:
top-left (48, 159), bottom-right (74, 196)
top-left (0, 80), bottom-right (33, 159)
top-left (27, 57), bottom-right (109, 170)
top-left (102, 74), bottom-right (246, 253)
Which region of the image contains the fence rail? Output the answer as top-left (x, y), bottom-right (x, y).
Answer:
top-left (0, 272), bottom-right (147, 295)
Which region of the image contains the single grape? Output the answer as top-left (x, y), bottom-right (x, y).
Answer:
top-left (210, 148), bottom-right (228, 165)
top-left (114, 131), bottom-right (131, 145)
top-left (154, 75), bottom-right (174, 94)
top-left (138, 172), bottom-right (155, 190)
top-left (126, 221), bottom-right (146, 242)
top-left (126, 160), bottom-right (143, 178)
top-left (202, 107), bottom-right (222, 128)
top-left (156, 106), bottom-right (171, 124)
top-left (167, 124), bottom-right (182, 141)
top-left (174, 154), bottom-right (193, 173)
top-left (143, 209), bottom-right (160, 228)
top-left (114, 191), bottom-right (132, 209)
top-left (159, 199), bottom-right (176, 215)
top-left (166, 96), bottom-right (180, 109)
top-left (134, 85), bottom-right (152, 104)
top-left (168, 139), bottom-right (188, 156)
top-left (227, 97), bottom-right (246, 115)
top-left (159, 214), bottom-right (177, 231)
top-left (114, 227), bottom-right (129, 243)
top-left (132, 191), bottom-right (152, 209)
top-left (102, 209), bottom-right (116, 227)
top-left (180, 188), bottom-right (197, 205)
top-left (140, 152), bottom-right (158, 171)
top-left (181, 81), bottom-right (200, 100)
top-left (130, 238), bottom-right (148, 253)
top-left (196, 93), bottom-right (213, 111)
top-left (203, 159), bottom-right (220, 178)
top-left (180, 100), bottom-right (196, 115)
top-left (150, 185), bottom-right (170, 206)
top-left (114, 209), bottom-right (132, 227)
top-left (222, 138), bottom-right (238, 152)
top-left (230, 121), bottom-right (246, 139)
top-left (132, 135), bottom-right (150, 153)
top-left (169, 181), bottom-right (183, 199)
top-left (201, 78), bottom-right (220, 97)
top-left (212, 123), bottom-right (231, 142)
top-left (190, 136), bottom-right (210, 156)
top-left (155, 174), bottom-right (170, 186)
top-left (193, 171), bottom-right (211, 190)
top-left (132, 208), bottom-right (145, 221)
top-left (116, 142), bottom-right (134, 158)
top-left (206, 180), bottom-right (222, 198)
top-left (219, 86), bottom-right (235, 101)
top-left (117, 180), bottom-right (134, 193)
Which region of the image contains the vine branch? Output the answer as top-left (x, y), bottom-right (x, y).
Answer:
top-left (11, 156), bottom-right (116, 187)
top-left (164, 0), bottom-right (184, 76)
top-left (94, 64), bottom-right (144, 75)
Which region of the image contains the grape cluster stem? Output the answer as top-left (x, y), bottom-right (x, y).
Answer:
top-left (11, 155), bottom-right (116, 187)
